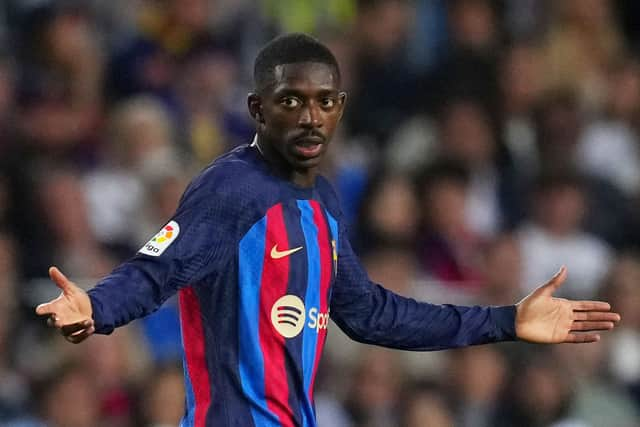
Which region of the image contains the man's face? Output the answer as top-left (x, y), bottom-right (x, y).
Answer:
top-left (251, 62), bottom-right (345, 171)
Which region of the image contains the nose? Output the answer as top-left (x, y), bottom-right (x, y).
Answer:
top-left (299, 103), bottom-right (322, 128)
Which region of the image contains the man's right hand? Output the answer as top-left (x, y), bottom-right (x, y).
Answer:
top-left (35, 266), bottom-right (95, 344)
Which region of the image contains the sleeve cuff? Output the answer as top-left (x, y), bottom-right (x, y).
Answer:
top-left (88, 292), bottom-right (114, 335)
top-left (490, 305), bottom-right (517, 341)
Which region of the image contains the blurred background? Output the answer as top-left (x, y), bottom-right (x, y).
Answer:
top-left (0, 0), bottom-right (640, 426)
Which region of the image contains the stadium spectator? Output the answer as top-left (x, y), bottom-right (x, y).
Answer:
top-left (138, 364), bottom-right (185, 427)
top-left (399, 380), bottom-right (455, 427)
top-left (478, 233), bottom-right (523, 304)
top-left (84, 96), bottom-right (182, 257)
top-left (345, 349), bottom-right (403, 427)
top-left (552, 336), bottom-right (640, 427)
top-left (436, 97), bottom-right (525, 236)
top-left (535, 89), bottom-right (634, 248)
top-left (38, 168), bottom-right (115, 279)
top-left (542, 0), bottom-right (625, 112)
top-left (0, 234), bottom-right (29, 421)
top-left (576, 59), bottom-right (640, 196)
top-left (499, 40), bottom-right (544, 182)
top-left (15, 2), bottom-right (102, 151)
top-left (36, 364), bottom-right (102, 427)
top-left (495, 352), bottom-right (584, 427)
top-left (604, 253), bottom-right (640, 406)
top-left (446, 346), bottom-right (508, 427)
top-left (173, 43), bottom-right (253, 167)
top-left (79, 329), bottom-right (150, 426)
top-left (518, 170), bottom-right (612, 298)
top-left (416, 160), bottom-right (484, 286)
top-left (420, 0), bottom-right (501, 116)
top-left (356, 172), bottom-right (419, 251)
top-left (344, 0), bottom-right (415, 145)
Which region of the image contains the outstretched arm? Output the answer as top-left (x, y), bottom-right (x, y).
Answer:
top-left (330, 237), bottom-right (518, 350)
top-left (515, 266), bottom-right (620, 343)
top-left (330, 238), bottom-right (620, 350)
top-left (35, 173), bottom-right (242, 340)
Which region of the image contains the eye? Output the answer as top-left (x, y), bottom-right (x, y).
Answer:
top-left (321, 97), bottom-right (336, 108)
top-left (280, 97), bottom-right (301, 109)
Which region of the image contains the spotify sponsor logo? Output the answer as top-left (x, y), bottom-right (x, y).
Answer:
top-left (271, 295), bottom-right (306, 338)
top-left (270, 295), bottom-right (329, 338)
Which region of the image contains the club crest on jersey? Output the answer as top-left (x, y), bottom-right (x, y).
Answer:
top-left (331, 239), bottom-right (338, 272)
top-left (139, 220), bottom-right (180, 256)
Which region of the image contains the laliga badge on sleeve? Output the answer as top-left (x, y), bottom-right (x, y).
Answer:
top-left (139, 220), bottom-right (180, 256)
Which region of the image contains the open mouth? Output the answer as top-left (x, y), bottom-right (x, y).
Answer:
top-left (293, 137), bottom-right (324, 158)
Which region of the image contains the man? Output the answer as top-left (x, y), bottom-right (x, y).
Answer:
top-left (36, 33), bottom-right (620, 427)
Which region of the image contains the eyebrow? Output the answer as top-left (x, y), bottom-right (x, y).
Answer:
top-left (273, 87), bottom-right (340, 98)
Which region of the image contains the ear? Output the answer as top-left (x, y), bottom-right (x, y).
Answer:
top-left (248, 93), bottom-right (264, 124)
top-left (336, 91), bottom-right (347, 121)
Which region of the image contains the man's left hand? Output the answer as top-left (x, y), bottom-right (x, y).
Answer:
top-left (515, 266), bottom-right (620, 343)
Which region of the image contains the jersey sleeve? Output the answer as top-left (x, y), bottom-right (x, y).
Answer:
top-left (329, 227), bottom-right (517, 350)
top-left (88, 171), bottom-right (243, 334)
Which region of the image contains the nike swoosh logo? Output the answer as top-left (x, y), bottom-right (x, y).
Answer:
top-left (271, 244), bottom-right (303, 259)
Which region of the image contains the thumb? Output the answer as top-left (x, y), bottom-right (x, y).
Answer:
top-left (49, 266), bottom-right (76, 295)
top-left (538, 266), bottom-right (567, 296)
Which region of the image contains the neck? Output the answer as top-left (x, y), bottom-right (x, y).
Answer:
top-left (253, 135), bottom-right (318, 188)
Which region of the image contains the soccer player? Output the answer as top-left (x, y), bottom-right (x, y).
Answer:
top-left (36, 34), bottom-right (620, 427)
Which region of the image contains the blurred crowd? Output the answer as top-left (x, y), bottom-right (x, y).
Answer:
top-left (1, 0), bottom-right (640, 426)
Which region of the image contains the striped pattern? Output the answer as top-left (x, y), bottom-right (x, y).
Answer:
top-left (236, 201), bottom-right (336, 427)
top-left (179, 287), bottom-right (212, 427)
top-left (306, 201), bottom-right (332, 403)
top-left (297, 200), bottom-right (321, 425)
top-left (259, 204), bottom-right (296, 427)
top-left (238, 216), bottom-right (277, 426)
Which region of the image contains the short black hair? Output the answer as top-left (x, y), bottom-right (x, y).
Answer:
top-left (253, 33), bottom-right (340, 94)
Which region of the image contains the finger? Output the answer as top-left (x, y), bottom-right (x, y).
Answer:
top-left (539, 266), bottom-right (567, 296)
top-left (49, 266), bottom-right (76, 295)
top-left (571, 301), bottom-right (611, 311)
top-left (65, 326), bottom-right (95, 344)
top-left (46, 315), bottom-right (58, 328)
top-left (573, 311), bottom-right (621, 322)
top-left (61, 320), bottom-right (93, 337)
top-left (36, 296), bottom-right (68, 316)
top-left (36, 301), bottom-right (57, 316)
top-left (565, 333), bottom-right (600, 343)
top-left (571, 321), bottom-right (615, 331)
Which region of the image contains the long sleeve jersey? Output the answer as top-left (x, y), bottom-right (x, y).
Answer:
top-left (87, 143), bottom-right (517, 427)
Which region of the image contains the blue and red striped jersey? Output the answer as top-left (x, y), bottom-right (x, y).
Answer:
top-left (87, 143), bottom-right (517, 427)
